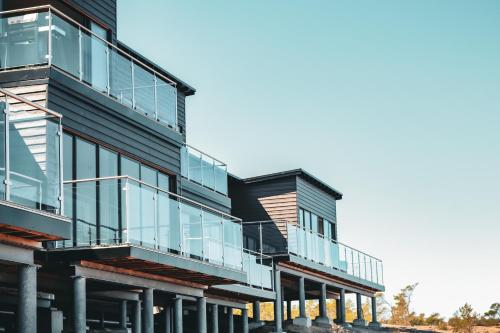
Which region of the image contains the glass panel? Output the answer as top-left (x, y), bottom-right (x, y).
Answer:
top-left (201, 154), bottom-right (214, 189)
top-left (157, 190), bottom-right (171, 251)
top-left (214, 162), bottom-right (227, 195)
top-left (180, 146), bottom-right (188, 178)
top-left (180, 202), bottom-right (202, 259)
top-left (9, 112), bottom-right (60, 213)
top-left (223, 218), bottom-right (242, 270)
top-left (51, 14), bottom-right (79, 78)
top-left (120, 156), bottom-right (140, 178)
top-left (75, 139), bottom-right (96, 245)
top-left (156, 78), bottom-right (176, 127)
top-left (158, 173), bottom-right (169, 191)
top-left (0, 106), bottom-right (5, 200)
top-left (168, 196), bottom-right (181, 253)
top-left (81, 30), bottom-right (108, 93)
top-left (262, 264), bottom-right (273, 289)
top-left (0, 12), bottom-right (49, 69)
top-left (110, 48), bottom-right (133, 108)
top-left (203, 210), bottom-right (223, 265)
top-left (287, 224), bottom-right (298, 255)
top-left (133, 63), bottom-right (155, 117)
top-left (188, 148), bottom-right (202, 184)
top-left (126, 179), bottom-right (155, 247)
top-left (99, 148), bottom-right (119, 244)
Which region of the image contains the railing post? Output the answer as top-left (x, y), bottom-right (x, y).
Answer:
top-left (124, 178), bottom-right (130, 243)
top-left (78, 27), bottom-right (83, 81)
top-left (153, 192), bottom-right (158, 249)
top-left (48, 8), bottom-right (52, 67)
top-left (58, 122), bottom-right (64, 215)
top-left (3, 99), bottom-right (10, 201)
top-left (131, 61), bottom-right (135, 109)
top-left (200, 209), bottom-right (205, 261)
top-left (221, 216), bottom-right (225, 267)
top-left (106, 46), bottom-right (110, 96)
top-left (240, 222), bottom-right (244, 270)
top-left (153, 74), bottom-right (158, 120)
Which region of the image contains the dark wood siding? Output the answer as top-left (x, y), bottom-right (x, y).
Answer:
top-left (229, 176), bottom-right (298, 236)
top-left (66, 0), bottom-right (117, 37)
top-left (47, 68), bottom-right (182, 175)
top-left (177, 90), bottom-right (186, 140)
top-left (296, 176), bottom-right (337, 224)
top-left (180, 178), bottom-right (231, 214)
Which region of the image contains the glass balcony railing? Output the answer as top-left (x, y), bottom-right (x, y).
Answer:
top-left (0, 88), bottom-right (62, 214)
top-left (0, 7), bottom-right (178, 130)
top-left (58, 176), bottom-right (243, 271)
top-left (242, 249), bottom-right (274, 290)
top-left (243, 221), bottom-right (383, 286)
top-left (181, 145), bottom-right (228, 195)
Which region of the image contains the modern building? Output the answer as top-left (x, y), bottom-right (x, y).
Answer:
top-left (0, 1), bottom-right (384, 332)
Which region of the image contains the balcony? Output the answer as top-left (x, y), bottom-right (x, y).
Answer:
top-left (58, 176), bottom-right (243, 272)
top-left (243, 221), bottom-right (384, 288)
top-left (0, 88), bottom-right (70, 241)
top-left (181, 145), bottom-right (228, 195)
top-left (0, 6), bottom-right (178, 130)
top-left (242, 249), bottom-right (273, 290)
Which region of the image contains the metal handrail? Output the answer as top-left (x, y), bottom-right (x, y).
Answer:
top-left (0, 5), bottom-right (177, 87)
top-left (63, 175), bottom-right (241, 222)
top-left (184, 144), bottom-right (227, 167)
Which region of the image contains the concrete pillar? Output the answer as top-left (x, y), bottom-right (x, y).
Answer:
top-left (174, 297), bottom-right (182, 333)
top-left (369, 296), bottom-right (381, 328)
top-left (142, 288), bottom-right (154, 333)
top-left (293, 276), bottom-right (311, 327)
top-left (73, 276), bottom-right (86, 333)
top-left (18, 265), bottom-right (37, 333)
top-left (227, 307), bottom-right (234, 333)
top-left (314, 283), bottom-right (332, 327)
top-left (132, 300), bottom-right (141, 333)
top-left (253, 301), bottom-right (261, 322)
top-left (242, 308), bottom-right (249, 333)
top-left (286, 300), bottom-right (292, 320)
top-left (335, 298), bottom-right (341, 323)
top-left (164, 305), bottom-right (172, 333)
top-left (339, 289), bottom-right (346, 325)
top-left (210, 304), bottom-right (218, 333)
top-left (273, 270), bottom-right (283, 333)
top-left (120, 300), bottom-right (127, 329)
top-left (353, 293), bottom-right (367, 326)
top-left (197, 297), bottom-right (207, 333)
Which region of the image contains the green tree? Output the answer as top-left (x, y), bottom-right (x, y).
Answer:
top-left (389, 283), bottom-right (418, 325)
top-left (483, 303), bottom-right (500, 320)
top-left (448, 303), bottom-right (478, 333)
top-left (425, 312), bottom-right (446, 327)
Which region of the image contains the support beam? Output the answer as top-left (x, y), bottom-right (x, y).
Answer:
top-left (272, 270), bottom-right (284, 333)
top-left (132, 300), bottom-right (141, 333)
top-left (210, 304), bottom-right (219, 333)
top-left (227, 307), bottom-right (234, 333)
top-left (18, 265), bottom-right (37, 333)
top-left (369, 296), bottom-right (381, 328)
top-left (253, 301), bottom-right (261, 322)
top-left (143, 288), bottom-right (154, 333)
top-left (314, 283), bottom-right (332, 327)
top-left (73, 276), bottom-right (86, 333)
top-left (174, 297), bottom-right (182, 333)
top-left (293, 277), bottom-right (311, 327)
top-left (120, 300), bottom-right (127, 329)
top-left (197, 297), bottom-right (207, 333)
top-left (335, 299), bottom-right (341, 323)
top-left (242, 308), bottom-right (249, 333)
top-left (353, 293), bottom-right (367, 326)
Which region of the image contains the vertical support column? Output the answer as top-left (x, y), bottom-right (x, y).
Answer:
top-left (293, 277), bottom-right (311, 327)
top-left (210, 304), bottom-right (219, 333)
top-left (174, 297), bottom-right (183, 333)
top-left (18, 265), bottom-right (37, 333)
top-left (227, 307), bottom-right (234, 333)
top-left (314, 283), bottom-right (331, 326)
top-left (242, 308), bottom-right (249, 333)
top-left (197, 297), bottom-right (207, 333)
top-left (273, 270), bottom-right (283, 333)
top-left (142, 288), bottom-right (154, 333)
top-left (369, 296), bottom-right (381, 327)
top-left (353, 293), bottom-right (366, 326)
top-left (73, 276), bottom-right (86, 333)
top-left (286, 300), bottom-right (292, 321)
top-left (132, 300), bottom-right (141, 333)
top-left (339, 289), bottom-right (346, 326)
top-left (120, 300), bottom-right (127, 329)
top-left (253, 301), bottom-right (261, 323)
top-left (335, 298), bottom-right (341, 323)
top-left (164, 305), bottom-right (172, 333)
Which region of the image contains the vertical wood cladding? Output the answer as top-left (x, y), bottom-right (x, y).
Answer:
top-left (65, 0), bottom-right (117, 39)
top-left (177, 90), bottom-right (186, 140)
top-left (296, 177), bottom-right (337, 224)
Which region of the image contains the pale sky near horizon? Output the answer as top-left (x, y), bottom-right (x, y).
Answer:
top-left (117, 0), bottom-right (500, 318)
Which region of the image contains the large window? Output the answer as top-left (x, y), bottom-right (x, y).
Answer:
top-left (298, 207), bottom-right (337, 241)
top-left (64, 133), bottom-right (172, 246)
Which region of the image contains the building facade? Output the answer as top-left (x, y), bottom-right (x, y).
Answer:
top-left (0, 1), bottom-right (383, 332)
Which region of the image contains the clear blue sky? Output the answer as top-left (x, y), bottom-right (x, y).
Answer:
top-left (118, 0), bottom-right (500, 317)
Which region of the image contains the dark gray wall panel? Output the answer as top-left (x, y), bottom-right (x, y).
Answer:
top-left (177, 90), bottom-right (186, 140)
top-left (47, 69), bottom-right (182, 175)
top-left (179, 178), bottom-right (231, 214)
top-left (296, 177), bottom-right (337, 224)
top-left (65, 0), bottom-right (117, 39)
